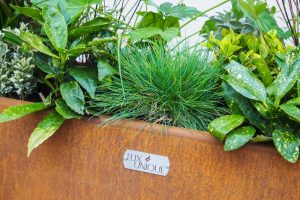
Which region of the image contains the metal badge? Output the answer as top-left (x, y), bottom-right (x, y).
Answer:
top-left (123, 149), bottom-right (170, 176)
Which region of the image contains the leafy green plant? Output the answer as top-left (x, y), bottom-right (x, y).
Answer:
top-left (129, 1), bottom-right (200, 42)
top-left (0, 1), bottom-right (123, 156)
top-left (209, 60), bottom-right (300, 163)
top-left (204, 28), bottom-right (290, 85)
top-left (0, 25), bottom-right (37, 99)
top-left (89, 45), bottom-right (227, 130)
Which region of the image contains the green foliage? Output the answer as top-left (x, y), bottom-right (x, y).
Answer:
top-left (0, 102), bottom-right (48, 123)
top-left (0, 26), bottom-right (37, 99)
top-left (60, 81), bottom-right (85, 115)
top-left (209, 60), bottom-right (300, 163)
top-left (27, 110), bottom-right (65, 156)
top-left (204, 28), bottom-right (290, 82)
top-left (129, 2), bottom-right (200, 42)
top-left (89, 45), bottom-right (227, 130)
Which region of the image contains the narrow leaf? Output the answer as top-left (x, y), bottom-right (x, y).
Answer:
top-left (10, 5), bottom-right (43, 22)
top-left (0, 103), bottom-right (48, 123)
top-left (273, 59), bottom-right (300, 106)
top-left (27, 111), bottom-right (65, 156)
top-left (20, 31), bottom-right (58, 58)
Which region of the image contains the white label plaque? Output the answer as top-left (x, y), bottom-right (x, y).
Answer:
top-left (123, 149), bottom-right (170, 176)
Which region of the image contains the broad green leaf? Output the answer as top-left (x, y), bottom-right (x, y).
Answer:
top-left (60, 81), bottom-right (85, 114)
top-left (222, 83), bottom-right (273, 135)
top-left (69, 17), bottom-right (110, 38)
top-left (257, 11), bottom-right (285, 39)
top-left (160, 27), bottom-right (180, 41)
top-left (208, 114), bottom-right (245, 142)
top-left (224, 61), bottom-right (267, 102)
top-left (97, 60), bottom-right (117, 81)
top-left (27, 111), bottom-right (65, 156)
top-left (43, 6), bottom-right (68, 51)
top-left (130, 27), bottom-right (162, 40)
top-left (68, 67), bottom-right (98, 98)
top-left (159, 2), bottom-right (200, 19)
top-left (272, 129), bottom-right (299, 163)
top-left (32, 0), bottom-right (102, 23)
top-left (129, 27), bottom-right (179, 41)
top-left (237, 0), bottom-right (257, 21)
top-left (231, 0), bottom-right (244, 19)
top-left (55, 99), bottom-right (81, 119)
top-left (273, 59), bottom-right (300, 106)
top-left (10, 5), bottom-right (43, 22)
top-left (34, 53), bottom-right (60, 75)
top-left (20, 31), bottom-right (58, 58)
top-left (136, 12), bottom-right (164, 28)
top-left (224, 126), bottom-right (256, 151)
top-left (0, 102), bottom-right (48, 123)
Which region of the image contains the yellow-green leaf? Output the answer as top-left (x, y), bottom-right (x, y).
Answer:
top-left (224, 126), bottom-right (256, 151)
top-left (208, 114), bottom-right (245, 142)
top-left (27, 111), bottom-right (65, 156)
top-left (0, 103), bottom-right (48, 123)
top-left (272, 129), bottom-right (299, 163)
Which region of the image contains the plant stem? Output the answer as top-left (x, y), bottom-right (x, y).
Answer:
top-left (180, 0), bottom-right (230, 30)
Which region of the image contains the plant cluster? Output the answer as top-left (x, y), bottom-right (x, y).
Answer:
top-left (0, 24), bottom-right (37, 99)
top-left (1, 0), bottom-right (300, 164)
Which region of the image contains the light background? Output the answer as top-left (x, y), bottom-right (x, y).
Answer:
top-left (107, 0), bottom-right (284, 44)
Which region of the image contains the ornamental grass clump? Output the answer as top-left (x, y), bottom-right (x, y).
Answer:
top-left (89, 45), bottom-right (227, 130)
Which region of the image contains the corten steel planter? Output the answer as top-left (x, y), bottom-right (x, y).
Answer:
top-left (0, 97), bottom-right (300, 200)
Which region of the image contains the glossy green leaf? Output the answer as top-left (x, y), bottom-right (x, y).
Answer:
top-left (273, 59), bottom-right (300, 106)
top-left (60, 81), bottom-right (85, 114)
top-left (222, 82), bottom-right (273, 135)
top-left (20, 31), bottom-right (58, 58)
top-left (43, 6), bottom-right (68, 51)
top-left (97, 60), bottom-right (117, 81)
top-left (252, 58), bottom-right (272, 87)
top-left (280, 103), bottom-right (300, 123)
top-left (208, 114), bottom-right (245, 142)
top-left (27, 111), bottom-right (65, 156)
top-left (67, 44), bottom-right (90, 57)
top-left (224, 126), bottom-right (256, 151)
top-left (68, 67), bottom-right (98, 98)
top-left (224, 61), bottom-right (267, 102)
top-left (34, 53), bottom-right (60, 75)
top-left (10, 5), bottom-right (43, 22)
top-left (272, 129), bottom-right (299, 163)
top-left (55, 99), bottom-right (81, 119)
top-left (69, 17), bottom-right (110, 38)
top-left (0, 103), bottom-right (48, 123)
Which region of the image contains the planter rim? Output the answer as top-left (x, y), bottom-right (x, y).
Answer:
top-left (0, 97), bottom-right (275, 153)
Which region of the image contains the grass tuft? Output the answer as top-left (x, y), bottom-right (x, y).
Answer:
top-left (89, 45), bottom-right (227, 131)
